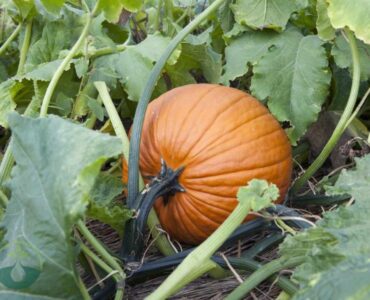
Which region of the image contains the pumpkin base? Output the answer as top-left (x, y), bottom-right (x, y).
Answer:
top-left (121, 160), bottom-right (185, 264)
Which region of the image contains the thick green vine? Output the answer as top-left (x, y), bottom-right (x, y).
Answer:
top-left (225, 256), bottom-right (305, 300)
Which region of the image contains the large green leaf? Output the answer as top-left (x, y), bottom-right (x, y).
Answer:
top-left (231, 0), bottom-right (298, 31)
top-left (280, 154), bottom-right (370, 299)
top-left (221, 30), bottom-right (279, 84)
top-left (0, 114), bottom-right (122, 299)
top-left (332, 34), bottom-right (370, 81)
top-left (327, 0), bottom-right (370, 44)
top-left (251, 30), bottom-right (331, 144)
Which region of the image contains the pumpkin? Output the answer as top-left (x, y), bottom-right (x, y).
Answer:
top-left (124, 84), bottom-right (292, 245)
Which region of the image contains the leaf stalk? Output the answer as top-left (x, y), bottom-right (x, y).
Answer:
top-left (0, 22), bottom-right (21, 56)
top-left (225, 256), bottom-right (305, 300)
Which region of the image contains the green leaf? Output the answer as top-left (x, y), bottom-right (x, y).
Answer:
top-left (98, 0), bottom-right (141, 23)
top-left (90, 36), bottom-right (179, 101)
top-left (87, 97), bottom-right (105, 121)
top-left (54, 93), bottom-right (73, 116)
top-left (98, 0), bottom-right (141, 21)
top-left (294, 258), bottom-right (370, 300)
top-left (327, 0), bottom-right (370, 44)
top-left (237, 179), bottom-right (279, 211)
top-left (87, 203), bottom-right (131, 236)
top-left (221, 30), bottom-right (279, 84)
top-left (24, 21), bottom-right (73, 73)
top-left (86, 172), bottom-right (131, 235)
top-left (332, 34), bottom-right (370, 81)
top-left (115, 48), bottom-right (153, 101)
top-left (166, 42), bottom-right (222, 87)
top-left (251, 30), bottom-right (331, 144)
top-left (218, 0), bottom-right (234, 33)
top-left (231, 0), bottom-right (298, 31)
top-left (89, 14), bottom-right (117, 49)
top-left (0, 114), bottom-right (122, 298)
top-left (74, 58), bottom-right (89, 79)
top-left (90, 55), bottom-right (120, 89)
top-left (316, 0), bottom-right (335, 41)
top-left (134, 33), bottom-right (181, 65)
top-left (122, 0), bottom-right (142, 13)
top-left (0, 61), bottom-right (9, 82)
top-left (13, 0), bottom-right (37, 20)
top-left (326, 155), bottom-right (370, 202)
top-left (22, 59), bottom-right (69, 81)
top-left (290, 0), bottom-right (317, 31)
top-left (89, 173), bottom-right (123, 205)
top-left (39, 0), bottom-right (66, 15)
top-left (0, 79), bottom-right (17, 128)
top-left (279, 154), bottom-right (370, 299)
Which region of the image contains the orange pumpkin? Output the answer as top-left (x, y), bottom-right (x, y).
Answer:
top-left (124, 84), bottom-right (292, 245)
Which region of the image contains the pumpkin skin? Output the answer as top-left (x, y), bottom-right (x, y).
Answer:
top-left (126, 84), bottom-right (292, 245)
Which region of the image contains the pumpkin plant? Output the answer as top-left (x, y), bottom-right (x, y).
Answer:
top-left (1, 0), bottom-right (370, 299)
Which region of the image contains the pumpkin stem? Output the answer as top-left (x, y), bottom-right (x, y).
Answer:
top-left (121, 160), bottom-right (185, 265)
